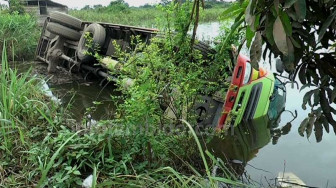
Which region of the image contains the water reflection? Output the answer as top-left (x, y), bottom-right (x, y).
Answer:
top-left (207, 78), bottom-right (292, 179)
top-left (51, 82), bottom-right (119, 122)
top-left (209, 117), bottom-right (273, 177)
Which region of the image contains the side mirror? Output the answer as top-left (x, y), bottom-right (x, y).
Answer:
top-left (275, 59), bottom-right (284, 74)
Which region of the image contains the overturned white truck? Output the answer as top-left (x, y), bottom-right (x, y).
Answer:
top-left (36, 12), bottom-right (215, 73)
top-left (35, 12), bottom-right (224, 128)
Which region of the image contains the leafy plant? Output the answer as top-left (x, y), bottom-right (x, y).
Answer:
top-left (1, 1), bottom-right (247, 187)
top-left (222, 0), bottom-right (336, 134)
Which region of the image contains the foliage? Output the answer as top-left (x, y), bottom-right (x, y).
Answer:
top-left (0, 42), bottom-right (244, 186)
top-left (80, 1), bottom-right (129, 13)
top-left (0, 42), bottom-right (69, 185)
top-left (223, 0), bottom-right (336, 133)
top-left (203, 0), bottom-right (232, 9)
top-left (105, 0), bottom-right (238, 129)
top-left (0, 0), bottom-right (247, 186)
top-left (4, 0), bottom-right (24, 14)
top-left (106, 0), bottom-right (130, 12)
top-left (72, 3), bottom-right (224, 28)
top-left (0, 12), bottom-right (39, 61)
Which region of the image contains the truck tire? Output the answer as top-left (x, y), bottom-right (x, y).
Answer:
top-left (46, 22), bottom-right (81, 41)
top-left (154, 34), bottom-right (216, 59)
top-left (77, 23), bottom-right (106, 62)
top-left (50, 12), bottom-right (82, 31)
top-left (193, 42), bottom-right (216, 59)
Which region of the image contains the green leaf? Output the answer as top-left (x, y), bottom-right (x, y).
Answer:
top-left (318, 9), bottom-right (336, 42)
top-left (250, 31), bottom-right (262, 69)
top-left (37, 131), bottom-right (82, 187)
top-left (298, 64), bottom-right (307, 85)
top-left (283, 37), bottom-right (295, 72)
top-left (281, 122), bottom-right (292, 135)
top-left (289, 36), bottom-right (301, 48)
top-left (294, 0), bottom-right (306, 22)
top-left (314, 118), bottom-right (323, 143)
top-left (246, 26), bottom-right (255, 48)
top-left (73, 170), bottom-right (81, 175)
top-left (308, 69), bottom-right (319, 85)
top-left (287, 7), bottom-right (298, 21)
top-left (298, 117), bottom-right (309, 137)
top-left (273, 16), bottom-right (288, 55)
top-left (302, 89), bottom-right (316, 110)
top-left (306, 115), bottom-right (316, 139)
top-left (221, 2), bottom-right (243, 18)
top-left (331, 87), bottom-right (336, 102)
top-left (249, 0), bottom-right (257, 15)
top-left (279, 11), bottom-right (292, 36)
top-left (292, 21), bottom-right (302, 28)
top-left (254, 13), bottom-right (261, 30)
top-left (284, 0), bottom-right (298, 8)
top-left (274, 0), bottom-right (280, 13)
top-left (313, 90), bottom-right (320, 106)
top-left (220, 7), bottom-right (245, 20)
top-left (321, 115), bottom-right (330, 133)
top-left (265, 14), bottom-right (276, 46)
top-left (331, 107), bottom-right (336, 115)
top-left (245, 0), bottom-right (256, 29)
top-left (300, 83), bottom-right (315, 92)
top-left (219, 18), bottom-right (244, 55)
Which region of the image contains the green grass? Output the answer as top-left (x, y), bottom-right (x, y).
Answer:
top-left (0, 4), bottom-right (247, 187)
top-left (0, 44), bottom-right (245, 186)
top-left (70, 7), bottom-right (224, 28)
top-left (0, 41), bottom-right (58, 153)
top-left (0, 7), bottom-right (222, 62)
top-left (0, 12), bottom-right (40, 61)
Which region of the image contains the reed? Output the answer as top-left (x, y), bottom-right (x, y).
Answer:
top-left (0, 12), bottom-right (40, 61)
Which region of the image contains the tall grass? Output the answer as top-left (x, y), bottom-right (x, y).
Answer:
top-left (0, 12), bottom-right (40, 61)
top-left (0, 41), bottom-right (38, 151)
top-left (70, 7), bottom-right (223, 28)
top-left (0, 42), bottom-right (64, 174)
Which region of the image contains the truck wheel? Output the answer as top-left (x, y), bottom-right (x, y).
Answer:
top-left (50, 11), bottom-right (82, 31)
top-left (193, 42), bottom-right (216, 58)
top-left (46, 22), bottom-right (81, 41)
top-left (77, 23), bottom-right (106, 62)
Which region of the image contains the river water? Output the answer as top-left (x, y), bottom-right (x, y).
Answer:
top-left (197, 22), bottom-right (336, 187)
top-left (19, 22), bottom-right (336, 187)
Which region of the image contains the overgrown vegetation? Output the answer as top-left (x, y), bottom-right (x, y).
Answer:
top-left (70, 0), bottom-right (227, 28)
top-left (0, 46), bottom-right (244, 187)
top-left (0, 0), bottom-right (248, 187)
top-left (93, 1), bottom-right (242, 129)
top-left (0, 11), bottom-right (39, 61)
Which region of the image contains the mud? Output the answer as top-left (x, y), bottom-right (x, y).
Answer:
top-left (6, 61), bottom-right (84, 85)
top-left (30, 61), bottom-right (84, 85)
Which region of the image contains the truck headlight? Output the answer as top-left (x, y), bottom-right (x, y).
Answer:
top-left (243, 63), bottom-right (252, 85)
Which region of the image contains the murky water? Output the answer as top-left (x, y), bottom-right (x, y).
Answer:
top-left (245, 83), bottom-right (336, 187)
top-left (197, 22), bottom-right (336, 187)
top-left (51, 82), bottom-right (119, 122)
top-left (12, 62), bottom-right (118, 122)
